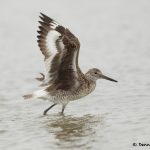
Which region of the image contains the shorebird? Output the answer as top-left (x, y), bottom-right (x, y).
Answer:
top-left (23, 13), bottom-right (117, 115)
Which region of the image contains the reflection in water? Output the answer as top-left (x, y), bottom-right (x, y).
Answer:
top-left (43, 114), bottom-right (101, 149)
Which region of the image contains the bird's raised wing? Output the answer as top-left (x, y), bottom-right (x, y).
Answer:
top-left (37, 13), bottom-right (81, 90)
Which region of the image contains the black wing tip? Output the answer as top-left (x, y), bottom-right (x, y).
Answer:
top-left (37, 35), bottom-right (41, 39)
top-left (39, 12), bottom-right (53, 22)
top-left (40, 12), bottom-right (45, 16)
top-left (37, 30), bottom-right (43, 35)
top-left (40, 12), bottom-right (46, 18)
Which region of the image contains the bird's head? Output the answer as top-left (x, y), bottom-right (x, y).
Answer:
top-left (85, 68), bottom-right (118, 82)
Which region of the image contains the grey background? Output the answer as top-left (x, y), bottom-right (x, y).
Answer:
top-left (0, 0), bottom-right (150, 150)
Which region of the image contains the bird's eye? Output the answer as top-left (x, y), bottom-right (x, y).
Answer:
top-left (95, 72), bottom-right (97, 74)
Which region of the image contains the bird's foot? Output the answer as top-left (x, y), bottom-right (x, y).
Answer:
top-left (43, 111), bottom-right (48, 116)
top-left (58, 112), bottom-right (65, 116)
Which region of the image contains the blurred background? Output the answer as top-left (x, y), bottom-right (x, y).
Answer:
top-left (0, 0), bottom-right (150, 150)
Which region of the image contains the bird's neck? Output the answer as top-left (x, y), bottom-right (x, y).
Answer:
top-left (85, 76), bottom-right (96, 93)
top-left (85, 74), bottom-right (97, 83)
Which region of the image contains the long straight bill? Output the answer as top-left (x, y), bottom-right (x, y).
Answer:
top-left (101, 75), bottom-right (118, 82)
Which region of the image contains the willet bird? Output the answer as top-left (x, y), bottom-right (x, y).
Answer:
top-left (23, 13), bottom-right (117, 115)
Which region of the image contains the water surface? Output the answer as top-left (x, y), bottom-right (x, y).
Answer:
top-left (0, 0), bottom-right (150, 149)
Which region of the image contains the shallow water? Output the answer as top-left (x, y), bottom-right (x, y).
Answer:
top-left (0, 0), bottom-right (150, 150)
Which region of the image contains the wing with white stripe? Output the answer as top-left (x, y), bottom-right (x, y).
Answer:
top-left (37, 13), bottom-right (81, 90)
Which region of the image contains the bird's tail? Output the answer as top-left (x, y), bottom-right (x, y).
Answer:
top-left (23, 89), bottom-right (47, 100)
top-left (23, 94), bottom-right (33, 100)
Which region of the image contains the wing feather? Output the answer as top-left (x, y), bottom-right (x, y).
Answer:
top-left (37, 13), bottom-right (82, 90)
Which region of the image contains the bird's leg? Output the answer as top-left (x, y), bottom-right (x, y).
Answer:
top-left (60, 104), bottom-right (67, 115)
top-left (43, 104), bottom-right (56, 115)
